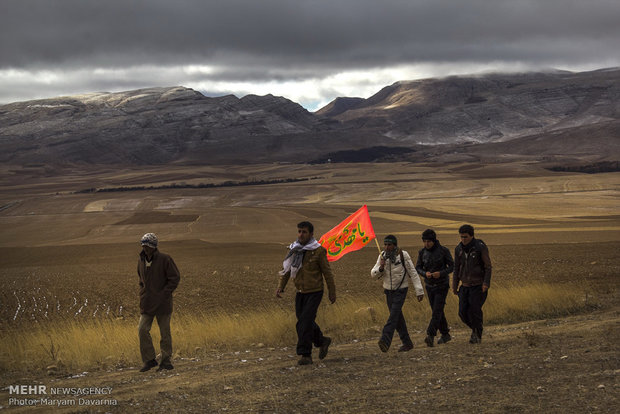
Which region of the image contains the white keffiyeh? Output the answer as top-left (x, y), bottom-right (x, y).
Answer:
top-left (279, 238), bottom-right (321, 279)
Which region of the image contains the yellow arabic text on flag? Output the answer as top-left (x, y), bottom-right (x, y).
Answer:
top-left (318, 205), bottom-right (376, 262)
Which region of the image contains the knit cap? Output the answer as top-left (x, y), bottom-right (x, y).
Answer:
top-left (140, 233), bottom-right (158, 248)
top-left (422, 229), bottom-right (437, 241)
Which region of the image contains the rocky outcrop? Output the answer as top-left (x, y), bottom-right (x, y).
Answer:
top-left (315, 97), bottom-right (365, 117)
top-left (0, 87), bottom-right (323, 164)
top-left (1, 68), bottom-right (619, 166)
top-left (459, 120), bottom-right (620, 162)
top-left (320, 68), bottom-right (620, 145)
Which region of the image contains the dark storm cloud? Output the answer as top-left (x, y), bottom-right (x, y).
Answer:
top-left (1, 0), bottom-right (619, 108)
top-left (2, 0), bottom-right (619, 70)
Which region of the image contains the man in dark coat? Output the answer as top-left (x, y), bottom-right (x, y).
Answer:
top-left (453, 225), bottom-right (492, 344)
top-left (415, 229), bottom-right (454, 347)
top-left (137, 233), bottom-right (180, 372)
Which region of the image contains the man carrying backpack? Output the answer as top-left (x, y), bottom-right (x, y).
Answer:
top-left (415, 229), bottom-right (454, 347)
top-left (371, 235), bottom-right (424, 353)
top-left (453, 224), bottom-right (492, 344)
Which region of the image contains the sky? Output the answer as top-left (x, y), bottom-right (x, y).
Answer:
top-left (1, 0), bottom-right (619, 111)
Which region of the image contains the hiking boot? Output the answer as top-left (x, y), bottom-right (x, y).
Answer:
top-left (469, 332), bottom-right (481, 344)
top-left (319, 337), bottom-right (331, 360)
top-left (437, 334), bottom-right (452, 344)
top-left (398, 343), bottom-right (413, 352)
top-left (424, 335), bottom-right (434, 347)
top-left (378, 340), bottom-right (389, 353)
top-left (157, 361), bottom-right (174, 371)
top-left (298, 355), bottom-right (313, 365)
top-left (139, 359), bottom-right (158, 372)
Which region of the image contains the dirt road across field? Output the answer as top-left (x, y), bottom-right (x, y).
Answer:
top-left (1, 309), bottom-right (618, 413)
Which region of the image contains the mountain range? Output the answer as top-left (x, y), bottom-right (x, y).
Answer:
top-left (1, 67), bottom-right (619, 166)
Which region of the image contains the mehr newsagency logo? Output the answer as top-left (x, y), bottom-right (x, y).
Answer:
top-left (6, 384), bottom-right (117, 408)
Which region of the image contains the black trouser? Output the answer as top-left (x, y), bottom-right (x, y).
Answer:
top-left (381, 288), bottom-right (412, 348)
top-left (425, 283), bottom-right (450, 337)
top-left (295, 291), bottom-right (325, 356)
top-left (458, 285), bottom-right (488, 337)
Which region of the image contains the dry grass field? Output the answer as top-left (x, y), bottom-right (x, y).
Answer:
top-left (0, 161), bottom-right (619, 412)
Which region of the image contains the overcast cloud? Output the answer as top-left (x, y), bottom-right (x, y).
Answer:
top-left (1, 0), bottom-right (619, 110)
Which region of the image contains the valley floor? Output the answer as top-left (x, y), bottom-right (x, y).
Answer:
top-left (1, 161), bottom-right (618, 412)
top-left (1, 308), bottom-right (618, 413)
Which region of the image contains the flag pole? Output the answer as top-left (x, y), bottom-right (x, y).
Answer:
top-left (374, 238), bottom-right (382, 254)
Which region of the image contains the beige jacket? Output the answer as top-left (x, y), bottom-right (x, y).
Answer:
top-left (371, 249), bottom-right (424, 296)
top-left (278, 246), bottom-right (336, 295)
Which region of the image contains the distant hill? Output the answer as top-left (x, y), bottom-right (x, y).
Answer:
top-left (314, 97), bottom-right (366, 117)
top-left (318, 68), bottom-right (620, 146)
top-left (1, 68), bottom-right (619, 166)
top-left (444, 119), bottom-right (620, 169)
top-left (0, 87), bottom-right (329, 165)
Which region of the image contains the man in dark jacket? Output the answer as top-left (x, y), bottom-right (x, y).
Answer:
top-left (137, 233), bottom-right (181, 372)
top-left (276, 221), bottom-right (336, 366)
top-left (453, 225), bottom-right (492, 344)
top-left (415, 229), bottom-right (454, 347)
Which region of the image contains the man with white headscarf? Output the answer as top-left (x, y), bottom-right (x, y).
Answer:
top-left (276, 221), bottom-right (336, 365)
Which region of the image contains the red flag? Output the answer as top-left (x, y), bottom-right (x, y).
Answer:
top-left (318, 205), bottom-right (376, 262)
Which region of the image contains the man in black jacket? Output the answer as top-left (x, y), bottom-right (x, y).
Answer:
top-left (416, 229), bottom-right (454, 347)
top-left (453, 224), bottom-right (492, 344)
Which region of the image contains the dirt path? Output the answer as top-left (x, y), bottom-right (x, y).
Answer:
top-left (2, 309), bottom-right (618, 413)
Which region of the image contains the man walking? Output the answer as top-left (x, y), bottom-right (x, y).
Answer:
top-left (276, 221), bottom-right (336, 365)
top-left (453, 225), bottom-right (492, 344)
top-left (137, 233), bottom-right (181, 372)
top-left (415, 229), bottom-right (454, 347)
top-left (371, 235), bottom-right (424, 353)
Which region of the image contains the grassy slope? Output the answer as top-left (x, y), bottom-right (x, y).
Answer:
top-left (1, 309), bottom-right (618, 413)
top-left (0, 162), bottom-right (619, 412)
